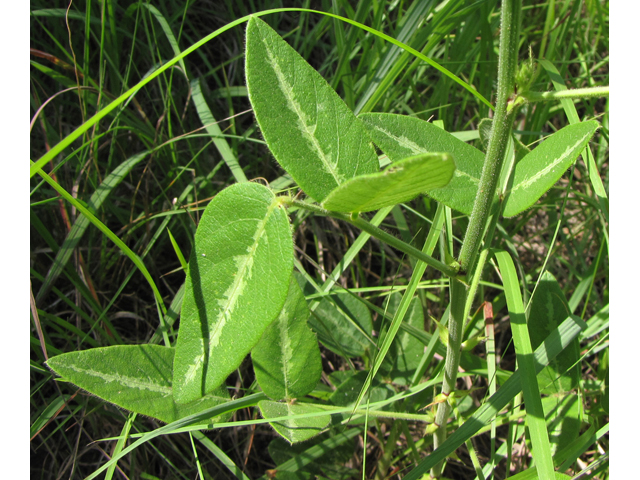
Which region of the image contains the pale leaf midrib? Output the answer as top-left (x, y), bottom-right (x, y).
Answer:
top-left (511, 131), bottom-right (592, 193)
top-left (66, 364), bottom-right (171, 396)
top-left (260, 32), bottom-right (342, 185)
top-left (185, 198), bottom-right (279, 386)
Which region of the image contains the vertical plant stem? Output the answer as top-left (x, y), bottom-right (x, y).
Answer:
top-left (431, 0), bottom-right (521, 476)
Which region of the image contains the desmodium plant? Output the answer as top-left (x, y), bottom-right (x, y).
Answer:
top-left (35, 3), bottom-right (608, 479)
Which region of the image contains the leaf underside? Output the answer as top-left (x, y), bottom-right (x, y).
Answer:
top-left (173, 182), bottom-right (294, 404)
top-left (322, 153), bottom-right (455, 213)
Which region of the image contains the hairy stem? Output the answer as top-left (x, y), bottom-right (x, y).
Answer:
top-left (431, 1), bottom-right (522, 477)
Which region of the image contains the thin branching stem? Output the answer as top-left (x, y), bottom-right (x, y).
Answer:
top-left (431, 0), bottom-right (522, 476)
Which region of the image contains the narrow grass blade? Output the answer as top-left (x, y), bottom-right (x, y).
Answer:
top-left (191, 77), bottom-right (247, 183)
top-left (31, 161), bottom-right (167, 317)
top-left (84, 392), bottom-right (268, 480)
top-left (351, 202), bottom-right (444, 413)
top-left (192, 431), bottom-right (251, 480)
top-left (402, 314), bottom-right (586, 480)
top-left (355, 0), bottom-right (436, 114)
top-left (142, 3), bottom-right (188, 75)
top-left (105, 413), bottom-right (136, 480)
top-left (167, 228), bottom-right (187, 271)
top-left (30, 394), bottom-right (69, 440)
top-left (173, 182), bottom-right (293, 404)
top-left (322, 153), bottom-right (455, 213)
top-left (36, 150), bottom-right (150, 303)
top-left (494, 250), bottom-right (555, 480)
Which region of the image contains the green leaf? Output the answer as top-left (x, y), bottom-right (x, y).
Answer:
top-left (252, 276), bottom-right (322, 401)
top-left (359, 113), bottom-right (487, 214)
top-left (502, 121), bottom-right (599, 217)
top-left (245, 17), bottom-right (378, 202)
top-left (542, 393), bottom-right (581, 457)
top-left (528, 272), bottom-right (580, 394)
top-left (328, 371), bottom-right (394, 407)
top-left (258, 400), bottom-right (330, 444)
top-left (298, 275), bottom-right (373, 358)
top-left (46, 345), bottom-right (230, 424)
top-left (173, 182), bottom-right (294, 404)
top-left (321, 153), bottom-right (455, 213)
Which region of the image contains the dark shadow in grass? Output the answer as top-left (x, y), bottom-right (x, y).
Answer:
top-left (187, 247), bottom-right (210, 399)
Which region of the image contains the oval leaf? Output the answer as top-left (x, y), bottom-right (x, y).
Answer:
top-left (258, 400), bottom-right (331, 444)
top-left (321, 153), bottom-right (455, 213)
top-left (173, 182), bottom-right (294, 404)
top-left (502, 120), bottom-right (599, 217)
top-left (246, 17), bottom-right (378, 202)
top-left (297, 275), bottom-right (373, 358)
top-left (359, 112), bottom-right (487, 214)
top-left (252, 276), bottom-right (322, 401)
top-left (46, 345), bottom-right (230, 424)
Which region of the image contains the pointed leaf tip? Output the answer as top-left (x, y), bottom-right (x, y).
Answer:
top-left (246, 17), bottom-right (378, 201)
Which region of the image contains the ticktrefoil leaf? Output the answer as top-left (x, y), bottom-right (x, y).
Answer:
top-left (258, 400), bottom-right (331, 444)
top-left (173, 182), bottom-right (293, 404)
top-left (359, 113), bottom-right (486, 214)
top-left (46, 345), bottom-right (230, 424)
top-left (252, 276), bottom-right (322, 401)
top-left (502, 120), bottom-right (599, 217)
top-left (321, 153), bottom-right (455, 213)
top-left (297, 275), bottom-right (373, 359)
top-left (246, 17), bottom-right (378, 202)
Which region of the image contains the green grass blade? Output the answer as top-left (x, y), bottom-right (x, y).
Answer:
top-left (351, 202), bottom-right (445, 413)
top-left (105, 413), bottom-right (136, 480)
top-left (31, 161), bottom-right (167, 318)
top-left (142, 3), bottom-right (188, 75)
top-left (494, 250), bottom-right (555, 480)
top-left (191, 77), bottom-right (248, 183)
top-left (36, 150), bottom-right (150, 303)
top-left (191, 431), bottom-right (251, 480)
top-left (84, 393), bottom-right (268, 480)
top-left (354, 0), bottom-right (436, 114)
top-left (402, 314), bottom-right (586, 480)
